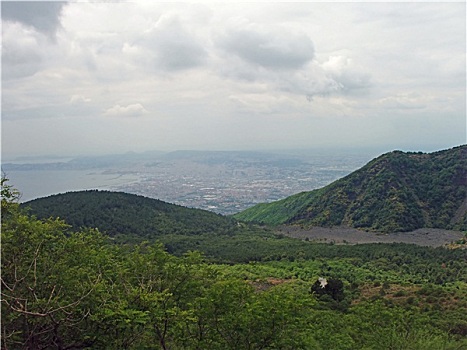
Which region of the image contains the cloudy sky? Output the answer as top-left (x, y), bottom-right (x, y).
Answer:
top-left (2, 1), bottom-right (465, 158)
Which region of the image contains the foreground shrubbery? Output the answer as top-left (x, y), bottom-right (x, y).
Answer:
top-left (2, 182), bottom-right (467, 349)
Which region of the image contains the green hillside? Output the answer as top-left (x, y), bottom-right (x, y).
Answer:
top-left (23, 190), bottom-right (238, 239)
top-left (4, 177), bottom-right (467, 349)
top-left (234, 145), bottom-right (467, 233)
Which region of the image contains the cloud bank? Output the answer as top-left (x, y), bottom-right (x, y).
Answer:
top-left (2, 2), bottom-right (465, 157)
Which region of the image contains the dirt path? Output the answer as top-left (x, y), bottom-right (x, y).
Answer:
top-left (276, 226), bottom-right (465, 247)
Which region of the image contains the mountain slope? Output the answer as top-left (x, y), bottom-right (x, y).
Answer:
top-left (234, 145), bottom-right (467, 233)
top-left (23, 190), bottom-right (238, 239)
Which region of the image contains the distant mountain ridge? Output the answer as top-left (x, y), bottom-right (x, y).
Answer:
top-left (234, 145), bottom-right (467, 233)
top-left (23, 190), bottom-right (238, 239)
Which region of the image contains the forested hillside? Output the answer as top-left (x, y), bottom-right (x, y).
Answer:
top-left (2, 179), bottom-right (467, 349)
top-left (23, 190), bottom-right (238, 241)
top-left (235, 145), bottom-right (467, 233)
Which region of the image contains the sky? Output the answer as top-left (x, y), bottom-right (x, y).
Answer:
top-left (1, 1), bottom-right (466, 158)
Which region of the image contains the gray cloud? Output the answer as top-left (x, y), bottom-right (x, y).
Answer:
top-left (1, 1), bottom-right (67, 38)
top-left (2, 22), bottom-right (44, 79)
top-left (217, 19), bottom-right (314, 70)
top-left (140, 14), bottom-right (207, 71)
top-left (1, 2), bottom-right (68, 79)
top-left (211, 18), bottom-right (360, 101)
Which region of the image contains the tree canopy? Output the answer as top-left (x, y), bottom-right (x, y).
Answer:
top-left (2, 179), bottom-right (467, 349)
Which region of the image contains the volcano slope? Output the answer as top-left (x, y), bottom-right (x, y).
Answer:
top-left (234, 145), bottom-right (467, 234)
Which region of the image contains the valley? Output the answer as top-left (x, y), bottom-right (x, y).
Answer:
top-left (3, 145), bottom-right (467, 349)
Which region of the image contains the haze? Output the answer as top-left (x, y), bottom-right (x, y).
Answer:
top-left (2, 1), bottom-right (466, 159)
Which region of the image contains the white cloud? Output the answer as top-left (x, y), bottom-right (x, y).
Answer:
top-left (378, 93), bottom-right (427, 110)
top-left (321, 55), bottom-right (371, 92)
top-left (104, 104), bottom-right (148, 118)
top-left (70, 95), bottom-right (91, 105)
top-left (228, 93), bottom-right (304, 115)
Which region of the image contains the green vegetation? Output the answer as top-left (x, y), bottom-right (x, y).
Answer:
top-left (21, 192), bottom-right (467, 279)
top-left (235, 145), bottom-right (467, 233)
top-left (3, 178), bottom-right (467, 349)
top-left (23, 190), bottom-right (238, 241)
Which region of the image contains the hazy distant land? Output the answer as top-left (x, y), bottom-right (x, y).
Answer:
top-left (3, 149), bottom-right (378, 214)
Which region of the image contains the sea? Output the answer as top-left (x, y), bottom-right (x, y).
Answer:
top-left (5, 169), bottom-right (141, 203)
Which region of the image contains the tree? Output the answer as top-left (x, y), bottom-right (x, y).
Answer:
top-left (1, 176), bottom-right (20, 218)
top-left (1, 180), bottom-right (132, 349)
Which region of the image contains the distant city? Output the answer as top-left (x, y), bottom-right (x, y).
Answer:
top-left (3, 149), bottom-right (379, 215)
